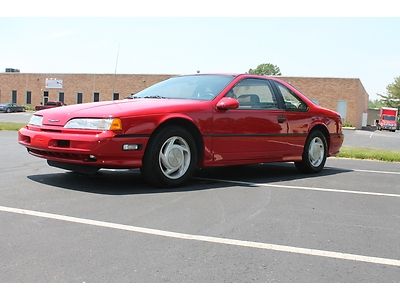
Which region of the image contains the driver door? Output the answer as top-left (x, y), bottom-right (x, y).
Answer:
top-left (212, 78), bottom-right (288, 163)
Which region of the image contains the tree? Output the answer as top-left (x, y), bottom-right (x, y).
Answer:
top-left (378, 76), bottom-right (400, 108)
top-left (248, 63), bottom-right (282, 76)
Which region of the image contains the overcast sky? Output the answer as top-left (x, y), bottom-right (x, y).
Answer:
top-left (1, 12), bottom-right (399, 99)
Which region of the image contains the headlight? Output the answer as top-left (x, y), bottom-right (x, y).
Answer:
top-left (29, 115), bottom-right (43, 126)
top-left (64, 118), bottom-right (122, 131)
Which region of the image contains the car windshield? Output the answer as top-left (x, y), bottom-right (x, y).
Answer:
top-left (383, 115), bottom-right (396, 121)
top-left (132, 75), bottom-right (234, 101)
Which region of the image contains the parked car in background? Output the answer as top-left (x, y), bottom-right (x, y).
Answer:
top-left (0, 103), bottom-right (26, 113)
top-left (35, 101), bottom-right (66, 111)
top-left (19, 74), bottom-right (344, 187)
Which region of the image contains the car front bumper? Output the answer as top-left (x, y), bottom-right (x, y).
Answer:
top-left (382, 125), bottom-right (396, 130)
top-left (18, 126), bottom-right (149, 169)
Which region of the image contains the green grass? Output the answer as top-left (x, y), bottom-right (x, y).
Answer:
top-left (338, 146), bottom-right (400, 162)
top-left (0, 122), bottom-right (26, 131)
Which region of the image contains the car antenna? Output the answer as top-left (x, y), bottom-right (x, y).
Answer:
top-left (112, 43), bottom-right (120, 101)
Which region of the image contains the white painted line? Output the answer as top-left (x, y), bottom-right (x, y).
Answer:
top-left (196, 178), bottom-right (400, 198)
top-left (326, 167), bottom-right (400, 176)
top-left (350, 169), bottom-right (400, 176)
top-left (1, 205), bottom-right (400, 268)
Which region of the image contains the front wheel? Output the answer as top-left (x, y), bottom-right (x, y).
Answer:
top-left (6, 108), bottom-right (11, 113)
top-left (295, 130), bottom-right (327, 173)
top-left (142, 126), bottom-right (198, 187)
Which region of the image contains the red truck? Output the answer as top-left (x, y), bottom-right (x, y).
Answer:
top-left (35, 101), bottom-right (65, 111)
top-left (377, 107), bottom-right (398, 132)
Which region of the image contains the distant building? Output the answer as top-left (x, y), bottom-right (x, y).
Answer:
top-left (0, 72), bottom-right (368, 129)
top-left (0, 72), bottom-right (171, 107)
top-left (5, 68), bottom-right (20, 73)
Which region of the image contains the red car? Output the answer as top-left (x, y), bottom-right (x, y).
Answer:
top-left (18, 74), bottom-right (343, 187)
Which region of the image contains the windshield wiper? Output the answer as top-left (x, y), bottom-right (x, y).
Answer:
top-left (127, 95), bottom-right (168, 99)
top-left (142, 95), bottom-right (167, 99)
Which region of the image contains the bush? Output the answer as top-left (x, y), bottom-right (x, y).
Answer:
top-left (342, 120), bottom-right (354, 128)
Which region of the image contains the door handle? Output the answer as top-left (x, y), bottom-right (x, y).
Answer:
top-left (277, 115), bottom-right (286, 123)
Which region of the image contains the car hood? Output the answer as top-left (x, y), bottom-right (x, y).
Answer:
top-left (37, 98), bottom-right (207, 126)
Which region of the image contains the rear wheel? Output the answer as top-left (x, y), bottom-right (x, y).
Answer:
top-left (142, 126), bottom-right (198, 187)
top-left (6, 108), bottom-right (11, 113)
top-left (295, 130), bottom-right (327, 173)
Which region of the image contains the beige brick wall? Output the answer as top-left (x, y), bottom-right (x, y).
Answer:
top-left (0, 73), bottom-right (368, 128)
top-left (0, 73), bottom-right (172, 105)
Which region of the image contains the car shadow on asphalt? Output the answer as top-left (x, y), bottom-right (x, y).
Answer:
top-left (27, 162), bottom-right (352, 196)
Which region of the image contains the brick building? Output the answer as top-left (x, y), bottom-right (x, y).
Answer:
top-left (0, 72), bottom-right (368, 128)
top-left (0, 73), bottom-right (171, 106)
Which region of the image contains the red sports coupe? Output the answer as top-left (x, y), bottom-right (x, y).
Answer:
top-left (18, 74), bottom-right (344, 187)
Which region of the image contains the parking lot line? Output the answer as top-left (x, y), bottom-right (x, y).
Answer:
top-left (197, 178), bottom-right (400, 198)
top-left (1, 204), bottom-right (400, 268)
top-left (348, 169), bottom-right (400, 176)
top-left (326, 166), bottom-right (400, 176)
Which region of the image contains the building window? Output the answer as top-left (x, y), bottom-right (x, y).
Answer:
top-left (43, 91), bottom-right (49, 104)
top-left (12, 90), bottom-right (17, 104)
top-left (113, 93), bottom-right (119, 100)
top-left (26, 91), bottom-right (32, 105)
top-left (93, 92), bottom-right (100, 102)
top-left (77, 93), bottom-right (83, 104)
top-left (59, 92), bottom-right (65, 103)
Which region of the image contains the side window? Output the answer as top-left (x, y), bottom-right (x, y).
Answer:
top-left (276, 83), bottom-right (308, 112)
top-left (226, 78), bottom-right (278, 110)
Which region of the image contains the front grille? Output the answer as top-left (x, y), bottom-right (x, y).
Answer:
top-left (55, 140), bottom-right (70, 148)
top-left (28, 148), bottom-right (88, 161)
top-left (40, 129), bottom-right (62, 133)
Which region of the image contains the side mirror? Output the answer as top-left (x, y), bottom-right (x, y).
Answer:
top-left (216, 97), bottom-right (239, 111)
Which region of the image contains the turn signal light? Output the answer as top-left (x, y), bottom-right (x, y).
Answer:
top-left (110, 118), bottom-right (123, 131)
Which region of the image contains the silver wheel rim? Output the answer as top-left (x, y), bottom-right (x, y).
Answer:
top-left (308, 137), bottom-right (325, 167)
top-left (159, 136), bottom-right (191, 179)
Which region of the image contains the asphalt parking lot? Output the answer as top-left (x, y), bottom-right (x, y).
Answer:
top-left (0, 111), bottom-right (33, 124)
top-left (0, 130), bottom-right (399, 282)
top-left (343, 128), bottom-right (400, 151)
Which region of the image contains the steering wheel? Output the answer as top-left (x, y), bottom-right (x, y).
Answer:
top-left (196, 89), bottom-right (215, 99)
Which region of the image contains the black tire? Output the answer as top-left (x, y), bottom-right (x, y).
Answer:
top-left (142, 126), bottom-right (198, 187)
top-left (6, 108), bottom-right (11, 113)
top-left (295, 130), bottom-right (327, 174)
